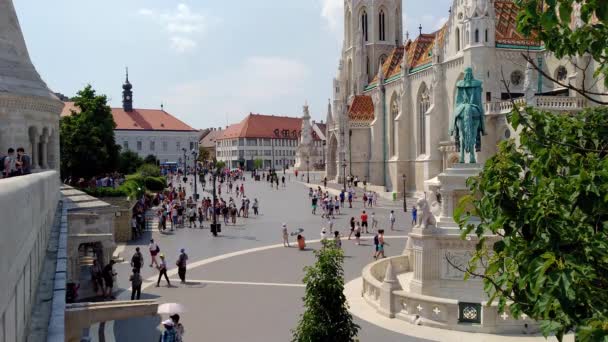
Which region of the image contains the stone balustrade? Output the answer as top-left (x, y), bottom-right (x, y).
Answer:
top-left (485, 95), bottom-right (586, 115)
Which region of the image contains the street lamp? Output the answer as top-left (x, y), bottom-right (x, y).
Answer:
top-left (181, 147), bottom-right (188, 177)
top-left (306, 156), bottom-right (310, 184)
top-left (402, 174), bottom-right (407, 212)
top-left (342, 159), bottom-right (347, 191)
top-left (191, 149), bottom-right (198, 200)
top-left (210, 162), bottom-right (221, 236)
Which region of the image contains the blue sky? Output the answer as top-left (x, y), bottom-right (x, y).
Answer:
top-left (15, 0), bottom-right (452, 129)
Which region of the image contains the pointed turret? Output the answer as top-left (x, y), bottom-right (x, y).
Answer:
top-left (122, 67), bottom-right (133, 112)
top-left (0, 0), bottom-right (57, 99)
top-left (325, 98), bottom-right (333, 126)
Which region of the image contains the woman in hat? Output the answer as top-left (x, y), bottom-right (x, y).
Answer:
top-left (161, 319), bottom-right (177, 342)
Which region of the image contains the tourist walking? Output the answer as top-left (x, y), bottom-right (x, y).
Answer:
top-left (90, 259), bottom-right (104, 296)
top-left (412, 205), bottom-right (418, 226)
top-left (389, 210), bottom-right (396, 230)
top-left (197, 207), bottom-right (204, 228)
top-left (311, 195), bottom-right (318, 215)
top-left (377, 229), bottom-right (386, 258)
top-left (102, 260), bottom-right (116, 299)
top-left (371, 212), bottom-right (378, 230)
top-left (361, 210), bottom-right (369, 234)
top-left (130, 247), bottom-right (144, 273)
top-left (348, 190), bottom-right (353, 208)
top-left (161, 319), bottom-right (177, 342)
top-left (171, 314), bottom-right (185, 342)
top-left (252, 198), bottom-right (259, 215)
top-left (129, 268), bottom-right (142, 300)
top-left (334, 231), bottom-right (342, 249)
top-left (156, 254), bottom-right (171, 287)
top-left (348, 217), bottom-right (355, 240)
top-left (149, 239), bottom-right (160, 267)
top-left (354, 222), bottom-right (362, 245)
top-left (177, 249), bottom-right (188, 284)
top-left (282, 223), bottom-right (289, 247)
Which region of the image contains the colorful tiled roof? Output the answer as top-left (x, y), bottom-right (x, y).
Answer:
top-left (61, 102), bottom-right (197, 131)
top-left (494, 0), bottom-right (541, 47)
top-left (348, 95), bottom-right (374, 121)
top-left (218, 114), bottom-right (303, 140)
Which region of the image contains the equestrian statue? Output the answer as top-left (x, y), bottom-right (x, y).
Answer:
top-left (449, 67), bottom-right (486, 163)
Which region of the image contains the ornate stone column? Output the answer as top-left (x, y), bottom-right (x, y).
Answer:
top-left (40, 133), bottom-right (48, 169)
top-left (30, 132), bottom-right (39, 169)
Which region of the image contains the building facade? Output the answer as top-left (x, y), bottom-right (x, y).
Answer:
top-left (326, 0), bottom-right (595, 196)
top-left (199, 127), bottom-right (224, 161)
top-left (62, 73), bottom-right (199, 164)
top-left (295, 103), bottom-right (327, 170)
top-left (216, 113), bottom-right (301, 170)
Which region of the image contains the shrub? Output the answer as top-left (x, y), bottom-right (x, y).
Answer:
top-left (144, 176), bottom-right (166, 191)
top-left (137, 163), bottom-right (160, 178)
top-left (82, 187), bottom-right (126, 198)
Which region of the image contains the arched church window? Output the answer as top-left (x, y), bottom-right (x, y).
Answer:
top-left (510, 70), bottom-right (523, 86)
top-left (418, 85), bottom-right (430, 155)
top-left (456, 27), bottom-right (461, 51)
top-left (361, 10), bottom-right (368, 42)
top-left (556, 66), bottom-right (568, 82)
top-left (345, 9), bottom-right (352, 46)
top-left (379, 10), bottom-right (386, 41)
top-left (485, 29), bottom-right (488, 42)
top-left (475, 29), bottom-right (479, 43)
top-left (390, 94), bottom-right (400, 156)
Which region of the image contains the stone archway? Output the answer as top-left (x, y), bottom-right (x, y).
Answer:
top-left (326, 134), bottom-right (338, 181)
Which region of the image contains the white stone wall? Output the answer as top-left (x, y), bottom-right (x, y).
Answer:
top-left (216, 138), bottom-right (298, 169)
top-left (0, 171), bottom-right (60, 342)
top-left (116, 130), bottom-right (200, 164)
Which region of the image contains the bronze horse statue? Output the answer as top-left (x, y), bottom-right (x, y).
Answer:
top-left (449, 68), bottom-right (486, 163)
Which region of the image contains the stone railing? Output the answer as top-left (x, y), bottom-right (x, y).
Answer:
top-left (534, 95), bottom-right (586, 110)
top-left (361, 255), bottom-right (409, 317)
top-left (485, 96), bottom-right (586, 115)
top-left (0, 171), bottom-right (60, 342)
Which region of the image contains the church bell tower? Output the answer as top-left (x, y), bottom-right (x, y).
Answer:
top-left (122, 67), bottom-right (133, 112)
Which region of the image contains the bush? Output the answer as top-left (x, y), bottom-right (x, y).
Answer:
top-left (117, 150), bottom-right (144, 175)
top-left (137, 163), bottom-right (160, 178)
top-left (83, 187), bottom-right (127, 197)
top-left (118, 179), bottom-right (144, 199)
top-left (144, 176), bottom-right (166, 191)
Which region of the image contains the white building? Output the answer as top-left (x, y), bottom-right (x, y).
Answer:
top-left (216, 113), bottom-right (301, 170)
top-left (326, 0), bottom-right (594, 196)
top-left (62, 73), bottom-right (199, 164)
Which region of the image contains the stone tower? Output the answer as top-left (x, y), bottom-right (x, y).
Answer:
top-left (122, 68), bottom-right (133, 112)
top-left (0, 0), bottom-right (63, 171)
top-left (339, 0), bottom-right (403, 98)
top-left (294, 103), bottom-right (313, 171)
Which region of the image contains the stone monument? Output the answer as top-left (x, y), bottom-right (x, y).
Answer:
top-left (362, 67), bottom-right (537, 333)
top-left (294, 102), bottom-right (313, 170)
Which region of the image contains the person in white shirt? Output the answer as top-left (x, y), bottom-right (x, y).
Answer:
top-left (389, 210), bottom-right (396, 231)
top-left (320, 227), bottom-right (328, 241)
top-left (149, 239), bottom-right (160, 268)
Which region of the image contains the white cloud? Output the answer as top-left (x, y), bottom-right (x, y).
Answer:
top-left (138, 3), bottom-right (219, 53)
top-left (165, 56), bottom-right (310, 127)
top-left (320, 0), bottom-right (343, 33)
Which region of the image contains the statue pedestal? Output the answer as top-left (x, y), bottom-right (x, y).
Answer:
top-left (435, 163), bottom-right (483, 231)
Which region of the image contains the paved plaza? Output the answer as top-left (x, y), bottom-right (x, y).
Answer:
top-left (99, 173), bottom-right (422, 341)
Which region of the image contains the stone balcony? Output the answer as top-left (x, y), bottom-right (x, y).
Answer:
top-left (485, 96), bottom-right (586, 115)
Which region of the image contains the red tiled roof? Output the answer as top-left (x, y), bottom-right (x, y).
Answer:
top-left (218, 114), bottom-right (303, 140)
top-left (348, 95), bottom-right (374, 121)
top-left (494, 0), bottom-right (541, 47)
top-left (61, 102), bottom-right (197, 131)
top-left (199, 129), bottom-right (224, 147)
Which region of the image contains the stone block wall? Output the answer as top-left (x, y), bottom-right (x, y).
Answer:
top-left (0, 171), bottom-right (60, 342)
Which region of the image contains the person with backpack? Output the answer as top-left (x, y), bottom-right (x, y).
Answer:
top-left (156, 254), bottom-right (171, 287)
top-left (129, 268), bottom-right (142, 300)
top-left (373, 232), bottom-right (380, 259)
top-left (130, 247), bottom-right (144, 273)
top-left (177, 249), bottom-right (188, 284)
top-left (149, 239), bottom-right (160, 268)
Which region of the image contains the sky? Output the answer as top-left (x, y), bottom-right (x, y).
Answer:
top-left (14, 0), bottom-right (452, 129)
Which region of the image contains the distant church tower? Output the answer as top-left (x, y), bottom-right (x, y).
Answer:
top-left (122, 68), bottom-right (133, 112)
top-left (339, 0), bottom-right (403, 98)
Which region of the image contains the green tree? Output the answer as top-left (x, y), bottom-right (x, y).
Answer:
top-left (253, 158), bottom-right (263, 170)
top-left (516, 0), bottom-right (608, 94)
top-left (292, 240), bottom-right (359, 342)
top-left (198, 146), bottom-right (211, 163)
top-left (117, 150), bottom-right (144, 175)
top-left (60, 85), bottom-right (119, 178)
top-left (456, 106), bottom-right (608, 341)
top-left (137, 163), bottom-right (161, 178)
top-left (143, 154), bottom-right (158, 165)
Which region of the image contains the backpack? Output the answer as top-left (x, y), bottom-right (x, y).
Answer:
top-left (155, 245), bottom-right (160, 253)
top-left (374, 234), bottom-right (379, 246)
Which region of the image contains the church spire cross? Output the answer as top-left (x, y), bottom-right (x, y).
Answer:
top-left (419, 24), bottom-right (422, 35)
top-left (125, 66), bottom-right (129, 83)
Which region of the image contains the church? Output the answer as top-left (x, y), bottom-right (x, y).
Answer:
top-left (325, 0), bottom-right (595, 197)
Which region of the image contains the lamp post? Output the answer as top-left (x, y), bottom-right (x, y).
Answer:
top-left (191, 149), bottom-right (198, 200)
top-left (402, 174), bottom-right (407, 212)
top-left (306, 156), bottom-right (310, 184)
top-left (342, 159), bottom-right (347, 191)
top-left (210, 162), bottom-right (220, 236)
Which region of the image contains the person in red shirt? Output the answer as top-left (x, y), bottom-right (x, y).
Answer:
top-left (360, 211), bottom-right (369, 234)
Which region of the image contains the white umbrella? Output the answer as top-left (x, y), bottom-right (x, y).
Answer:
top-left (158, 302), bottom-right (186, 314)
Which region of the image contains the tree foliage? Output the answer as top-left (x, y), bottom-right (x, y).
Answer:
top-left (516, 0), bottom-right (608, 86)
top-left (60, 85), bottom-right (119, 178)
top-left (117, 150), bottom-right (144, 175)
top-left (137, 163), bottom-right (161, 178)
top-left (144, 154), bottom-right (159, 165)
top-left (456, 106), bottom-right (608, 341)
top-left (292, 240), bottom-right (359, 342)
top-left (253, 158), bottom-right (264, 170)
top-left (198, 146), bottom-right (211, 163)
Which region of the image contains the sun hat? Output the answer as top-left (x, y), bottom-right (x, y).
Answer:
top-left (162, 319), bottom-right (174, 327)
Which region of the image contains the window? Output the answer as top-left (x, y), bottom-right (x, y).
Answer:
top-left (361, 10), bottom-right (368, 41)
top-left (378, 10), bottom-right (386, 41)
top-left (474, 29), bottom-right (479, 43)
top-left (150, 141), bottom-right (155, 151)
top-left (485, 29), bottom-right (488, 42)
top-left (163, 141), bottom-right (168, 152)
top-left (556, 66), bottom-right (568, 82)
top-left (456, 27), bottom-right (461, 51)
top-left (190, 141), bottom-right (195, 150)
top-left (418, 84), bottom-right (430, 155)
top-left (390, 94), bottom-right (400, 156)
top-left (510, 70), bottom-right (523, 86)
top-left (176, 142), bottom-right (181, 151)
top-left (123, 141), bottom-right (129, 150)
top-left (137, 141), bottom-right (142, 151)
